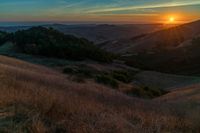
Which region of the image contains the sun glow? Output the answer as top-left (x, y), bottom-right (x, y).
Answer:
top-left (163, 15), bottom-right (179, 24)
top-left (169, 17), bottom-right (175, 22)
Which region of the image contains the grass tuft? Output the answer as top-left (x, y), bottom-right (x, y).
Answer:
top-left (95, 74), bottom-right (119, 88)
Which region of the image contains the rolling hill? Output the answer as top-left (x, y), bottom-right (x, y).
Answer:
top-left (157, 83), bottom-right (200, 103)
top-left (102, 20), bottom-right (200, 76)
top-left (47, 24), bottom-right (165, 44)
top-left (0, 55), bottom-right (200, 132)
top-left (0, 22), bottom-right (200, 132)
top-left (133, 71), bottom-right (200, 91)
top-left (0, 24), bottom-right (165, 44)
top-left (101, 20), bottom-right (200, 53)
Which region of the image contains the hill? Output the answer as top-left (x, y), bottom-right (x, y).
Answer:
top-left (134, 71), bottom-right (200, 91)
top-left (108, 20), bottom-right (200, 75)
top-left (0, 26), bottom-right (29, 33)
top-left (101, 20), bottom-right (200, 53)
top-left (47, 24), bottom-right (165, 43)
top-left (0, 24), bottom-right (165, 44)
top-left (0, 55), bottom-right (200, 132)
top-left (0, 27), bottom-right (115, 62)
top-left (156, 83), bottom-right (200, 103)
top-left (0, 22), bottom-right (200, 132)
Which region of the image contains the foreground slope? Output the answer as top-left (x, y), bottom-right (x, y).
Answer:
top-left (0, 55), bottom-right (200, 133)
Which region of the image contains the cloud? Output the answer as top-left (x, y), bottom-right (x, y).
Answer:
top-left (86, 0), bottom-right (200, 13)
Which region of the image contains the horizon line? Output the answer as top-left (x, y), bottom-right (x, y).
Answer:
top-left (0, 19), bottom-right (194, 26)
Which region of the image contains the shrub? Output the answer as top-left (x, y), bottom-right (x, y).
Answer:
top-left (63, 66), bottom-right (137, 86)
top-left (111, 70), bottom-right (135, 83)
top-left (71, 75), bottom-right (86, 83)
top-left (0, 31), bottom-right (9, 45)
top-left (63, 65), bottom-right (98, 78)
top-left (126, 86), bottom-right (168, 99)
top-left (63, 67), bottom-right (76, 74)
top-left (95, 74), bottom-right (119, 88)
top-left (192, 37), bottom-right (200, 45)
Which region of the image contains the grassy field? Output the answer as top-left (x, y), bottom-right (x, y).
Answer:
top-left (0, 42), bottom-right (200, 99)
top-left (0, 55), bottom-right (200, 132)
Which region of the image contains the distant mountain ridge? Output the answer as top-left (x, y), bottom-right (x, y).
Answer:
top-left (0, 23), bottom-right (165, 43)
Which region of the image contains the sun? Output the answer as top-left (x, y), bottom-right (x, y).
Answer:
top-left (164, 16), bottom-right (176, 24)
top-left (168, 17), bottom-right (175, 23)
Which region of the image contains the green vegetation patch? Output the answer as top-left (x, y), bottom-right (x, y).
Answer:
top-left (0, 31), bottom-right (9, 45)
top-left (110, 70), bottom-right (136, 83)
top-left (126, 86), bottom-right (168, 99)
top-left (0, 42), bottom-right (15, 53)
top-left (63, 64), bottom-right (138, 88)
top-left (95, 74), bottom-right (119, 88)
top-left (6, 27), bottom-right (116, 62)
top-left (63, 65), bottom-right (98, 78)
top-left (192, 37), bottom-right (200, 45)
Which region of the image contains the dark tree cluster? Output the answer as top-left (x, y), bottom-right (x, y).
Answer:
top-left (0, 31), bottom-right (9, 45)
top-left (192, 37), bottom-right (200, 45)
top-left (5, 27), bottom-right (115, 62)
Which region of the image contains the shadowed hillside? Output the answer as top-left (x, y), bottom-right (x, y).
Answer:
top-left (0, 55), bottom-right (200, 132)
top-left (111, 20), bottom-right (200, 76)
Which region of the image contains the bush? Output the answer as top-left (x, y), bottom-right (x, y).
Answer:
top-left (71, 75), bottom-right (86, 83)
top-left (63, 66), bottom-right (137, 86)
top-left (111, 70), bottom-right (135, 83)
top-left (126, 86), bottom-right (168, 99)
top-left (63, 67), bottom-right (76, 74)
top-left (95, 75), bottom-right (119, 88)
top-left (192, 37), bottom-right (200, 45)
top-left (0, 31), bottom-right (9, 45)
top-left (63, 65), bottom-right (98, 78)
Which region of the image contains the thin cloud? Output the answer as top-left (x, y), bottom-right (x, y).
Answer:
top-left (86, 1), bottom-right (200, 13)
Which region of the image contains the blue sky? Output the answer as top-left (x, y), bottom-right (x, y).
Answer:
top-left (0, 0), bottom-right (200, 23)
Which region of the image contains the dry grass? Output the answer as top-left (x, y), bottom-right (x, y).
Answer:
top-left (0, 55), bottom-right (199, 133)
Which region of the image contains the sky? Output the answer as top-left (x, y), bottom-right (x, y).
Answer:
top-left (0, 0), bottom-right (200, 24)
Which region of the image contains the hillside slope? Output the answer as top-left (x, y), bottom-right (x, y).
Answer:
top-left (134, 71), bottom-right (200, 91)
top-left (115, 20), bottom-right (200, 76)
top-left (156, 83), bottom-right (200, 103)
top-left (127, 20), bottom-right (200, 53)
top-left (0, 55), bottom-right (200, 132)
top-left (101, 20), bottom-right (200, 53)
top-left (49, 24), bottom-right (165, 44)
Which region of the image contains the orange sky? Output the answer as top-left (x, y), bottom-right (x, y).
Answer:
top-left (0, 0), bottom-right (200, 24)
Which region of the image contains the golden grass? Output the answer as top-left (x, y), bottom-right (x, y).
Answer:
top-left (0, 55), bottom-right (199, 133)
